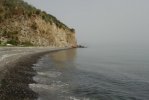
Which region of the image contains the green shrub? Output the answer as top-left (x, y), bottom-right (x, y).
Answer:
top-left (36, 9), bottom-right (41, 15)
top-left (27, 11), bottom-right (32, 17)
top-left (70, 28), bottom-right (75, 32)
top-left (31, 22), bottom-right (37, 30)
top-left (7, 39), bottom-right (18, 45)
top-left (21, 41), bottom-right (33, 46)
top-left (12, 31), bottom-right (18, 35)
top-left (0, 16), bottom-right (3, 22)
top-left (0, 8), bottom-right (4, 14)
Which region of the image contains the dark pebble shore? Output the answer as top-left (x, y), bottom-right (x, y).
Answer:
top-left (0, 51), bottom-right (54, 100)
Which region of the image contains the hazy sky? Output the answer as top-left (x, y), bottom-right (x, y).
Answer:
top-left (24, 0), bottom-right (149, 46)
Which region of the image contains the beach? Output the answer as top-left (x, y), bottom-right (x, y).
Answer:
top-left (0, 47), bottom-right (65, 100)
top-left (1, 46), bottom-right (149, 100)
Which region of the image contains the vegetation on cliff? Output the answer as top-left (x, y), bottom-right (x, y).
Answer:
top-left (0, 0), bottom-right (76, 46)
top-left (0, 0), bottom-right (72, 29)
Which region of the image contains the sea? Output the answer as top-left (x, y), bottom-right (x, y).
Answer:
top-left (29, 44), bottom-right (149, 100)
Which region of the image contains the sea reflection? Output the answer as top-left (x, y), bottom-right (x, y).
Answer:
top-left (48, 49), bottom-right (77, 68)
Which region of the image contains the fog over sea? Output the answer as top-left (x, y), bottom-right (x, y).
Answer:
top-left (30, 44), bottom-right (149, 100)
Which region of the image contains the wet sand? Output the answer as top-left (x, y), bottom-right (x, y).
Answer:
top-left (0, 47), bottom-right (67, 100)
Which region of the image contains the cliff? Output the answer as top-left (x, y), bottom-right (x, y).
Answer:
top-left (0, 0), bottom-right (77, 47)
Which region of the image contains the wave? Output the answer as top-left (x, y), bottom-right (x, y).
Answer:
top-left (37, 71), bottom-right (62, 78)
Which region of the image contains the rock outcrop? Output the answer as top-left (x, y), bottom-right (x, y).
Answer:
top-left (0, 0), bottom-right (77, 47)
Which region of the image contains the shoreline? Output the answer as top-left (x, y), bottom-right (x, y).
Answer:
top-left (0, 47), bottom-right (69, 100)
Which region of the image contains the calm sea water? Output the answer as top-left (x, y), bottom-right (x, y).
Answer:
top-left (30, 45), bottom-right (149, 100)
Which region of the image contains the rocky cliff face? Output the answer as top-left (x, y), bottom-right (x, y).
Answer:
top-left (0, 15), bottom-right (77, 47)
top-left (0, 0), bottom-right (77, 47)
